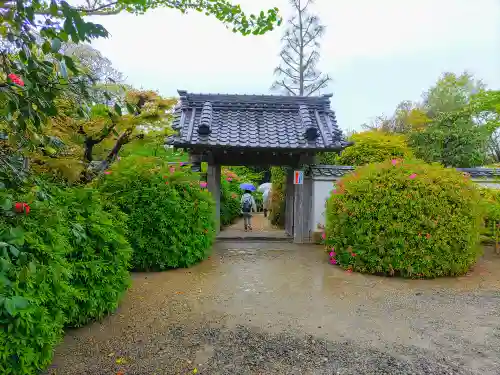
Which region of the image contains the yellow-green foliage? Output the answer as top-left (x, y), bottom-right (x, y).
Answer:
top-left (324, 159), bottom-right (484, 278)
top-left (478, 187), bottom-right (500, 245)
top-left (269, 167), bottom-right (286, 228)
top-left (337, 130), bottom-right (412, 166)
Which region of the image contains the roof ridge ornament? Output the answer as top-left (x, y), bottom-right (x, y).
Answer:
top-left (198, 101), bottom-right (212, 135)
top-left (299, 104), bottom-right (319, 141)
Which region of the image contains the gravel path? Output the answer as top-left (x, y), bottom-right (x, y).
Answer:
top-left (47, 243), bottom-right (500, 375)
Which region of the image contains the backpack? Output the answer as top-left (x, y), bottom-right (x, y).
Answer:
top-left (242, 194), bottom-right (252, 212)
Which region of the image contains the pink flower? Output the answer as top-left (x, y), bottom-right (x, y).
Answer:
top-left (332, 189), bottom-right (337, 194)
top-left (346, 269), bottom-right (353, 273)
top-left (169, 167), bottom-right (176, 173)
top-left (104, 171), bottom-right (111, 175)
top-left (409, 173), bottom-right (417, 179)
top-left (200, 181), bottom-right (208, 188)
top-left (330, 258), bottom-right (337, 265)
top-left (329, 251), bottom-right (336, 257)
top-left (391, 159), bottom-right (398, 166)
top-left (321, 232), bottom-right (326, 240)
top-left (351, 253), bottom-right (356, 257)
top-left (227, 177), bottom-right (233, 182)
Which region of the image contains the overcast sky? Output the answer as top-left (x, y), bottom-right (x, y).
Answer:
top-left (90, 0), bottom-right (500, 132)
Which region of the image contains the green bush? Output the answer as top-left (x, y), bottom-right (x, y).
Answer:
top-left (0, 190), bottom-right (72, 375)
top-left (324, 159), bottom-right (484, 278)
top-left (98, 156), bottom-right (216, 271)
top-left (269, 167), bottom-right (286, 228)
top-left (478, 187), bottom-right (500, 245)
top-left (336, 130), bottom-right (412, 166)
top-left (54, 187), bottom-right (132, 327)
top-left (220, 169), bottom-right (242, 226)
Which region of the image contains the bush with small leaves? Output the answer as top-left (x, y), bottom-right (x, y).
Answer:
top-left (98, 156), bottom-right (216, 271)
top-left (269, 167), bottom-right (286, 228)
top-left (0, 190), bottom-right (72, 375)
top-left (53, 187), bottom-right (132, 327)
top-left (324, 159), bottom-right (484, 278)
top-left (220, 169), bottom-right (242, 226)
top-left (337, 130), bottom-right (412, 166)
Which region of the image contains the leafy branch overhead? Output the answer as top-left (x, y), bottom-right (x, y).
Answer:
top-left (0, 0), bottom-right (281, 136)
top-left (271, 0), bottom-right (330, 96)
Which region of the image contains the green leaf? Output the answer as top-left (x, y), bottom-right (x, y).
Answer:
top-left (51, 38), bottom-right (62, 52)
top-left (114, 103), bottom-right (122, 116)
top-left (50, 0), bottom-right (58, 16)
top-left (63, 55), bottom-right (79, 74)
top-left (42, 41), bottom-right (51, 54)
top-left (4, 296), bottom-right (30, 316)
top-left (9, 246), bottom-right (19, 258)
top-left (1, 198), bottom-right (12, 210)
top-left (59, 61), bottom-right (68, 79)
top-left (9, 227), bottom-right (25, 246)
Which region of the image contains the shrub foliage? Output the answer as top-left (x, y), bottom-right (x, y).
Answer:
top-left (0, 184), bottom-right (134, 373)
top-left (0, 191), bottom-right (71, 375)
top-left (336, 131), bottom-right (412, 166)
top-left (269, 166), bottom-right (286, 228)
top-left (324, 159), bottom-right (484, 278)
top-left (55, 187), bottom-right (132, 327)
top-left (98, 156), bottom-right (216, 271)
top-left (220, 169), bottom-right (242, 226)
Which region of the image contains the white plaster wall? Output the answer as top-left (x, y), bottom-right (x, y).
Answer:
top-left (311, 178), bottom-right (338, 231)
top-left (311, 177), bottom-right (500, 232)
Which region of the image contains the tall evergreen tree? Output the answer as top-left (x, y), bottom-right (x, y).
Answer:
top-left (271, 0), bottom-right (330, 96)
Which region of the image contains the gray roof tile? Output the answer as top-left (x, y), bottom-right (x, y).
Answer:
top-left (166, 90), bottom-right (350, 151)
top-left (310, 165), bottom-right (500, 179)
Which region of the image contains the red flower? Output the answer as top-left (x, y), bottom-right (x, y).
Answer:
top-left (14, 202), bottom-right (30, 214)
top-left (8, 73), bottom-right (24, 86)
top-left (351, 252), bottom-right (356, 257)
top-left (104, 170), bottom-right (111, 175)
top-left (165, 181), bottom-right (169, 185)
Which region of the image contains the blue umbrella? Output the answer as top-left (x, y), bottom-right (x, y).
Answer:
top-left (240, 182), bottom-right (256, 191)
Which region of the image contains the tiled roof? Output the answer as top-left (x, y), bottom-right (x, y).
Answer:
top-left (166, 90), bottom-right (350, 151)
top-left (310, 165), bottom-right (500, 179)
top-left (456, 168), bottom-right (500, 178)
top-left (310, 165), bottom-right (355, 178)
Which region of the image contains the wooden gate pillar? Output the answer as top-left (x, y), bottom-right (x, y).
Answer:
top-left (293, 155), bottom-right (314, 243)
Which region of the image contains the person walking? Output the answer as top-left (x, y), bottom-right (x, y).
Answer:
top-left (241, 189), bottom-right (257, 231)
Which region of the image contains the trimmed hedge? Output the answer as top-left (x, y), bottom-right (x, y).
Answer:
top-left (336, 130), bottom-right (412, 166)
top-left (55, 187), bottom-right (132, 327)
top-left (98, 156), bottom-right (216, 271)
top-left (0, 184), bottom-right (133, 374)
top-left (479, 188), bottom-right (500, 246)
top-left (324, 159), bottom-right (484, 278)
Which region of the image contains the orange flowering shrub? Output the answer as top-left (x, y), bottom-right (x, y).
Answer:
top-left (324, 159), bottom-right (484, 278)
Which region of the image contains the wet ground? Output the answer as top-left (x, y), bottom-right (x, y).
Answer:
top-left (217, 213), bottom-right (289, 241)
top-left (47, 241), bottom-right (500, 375)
